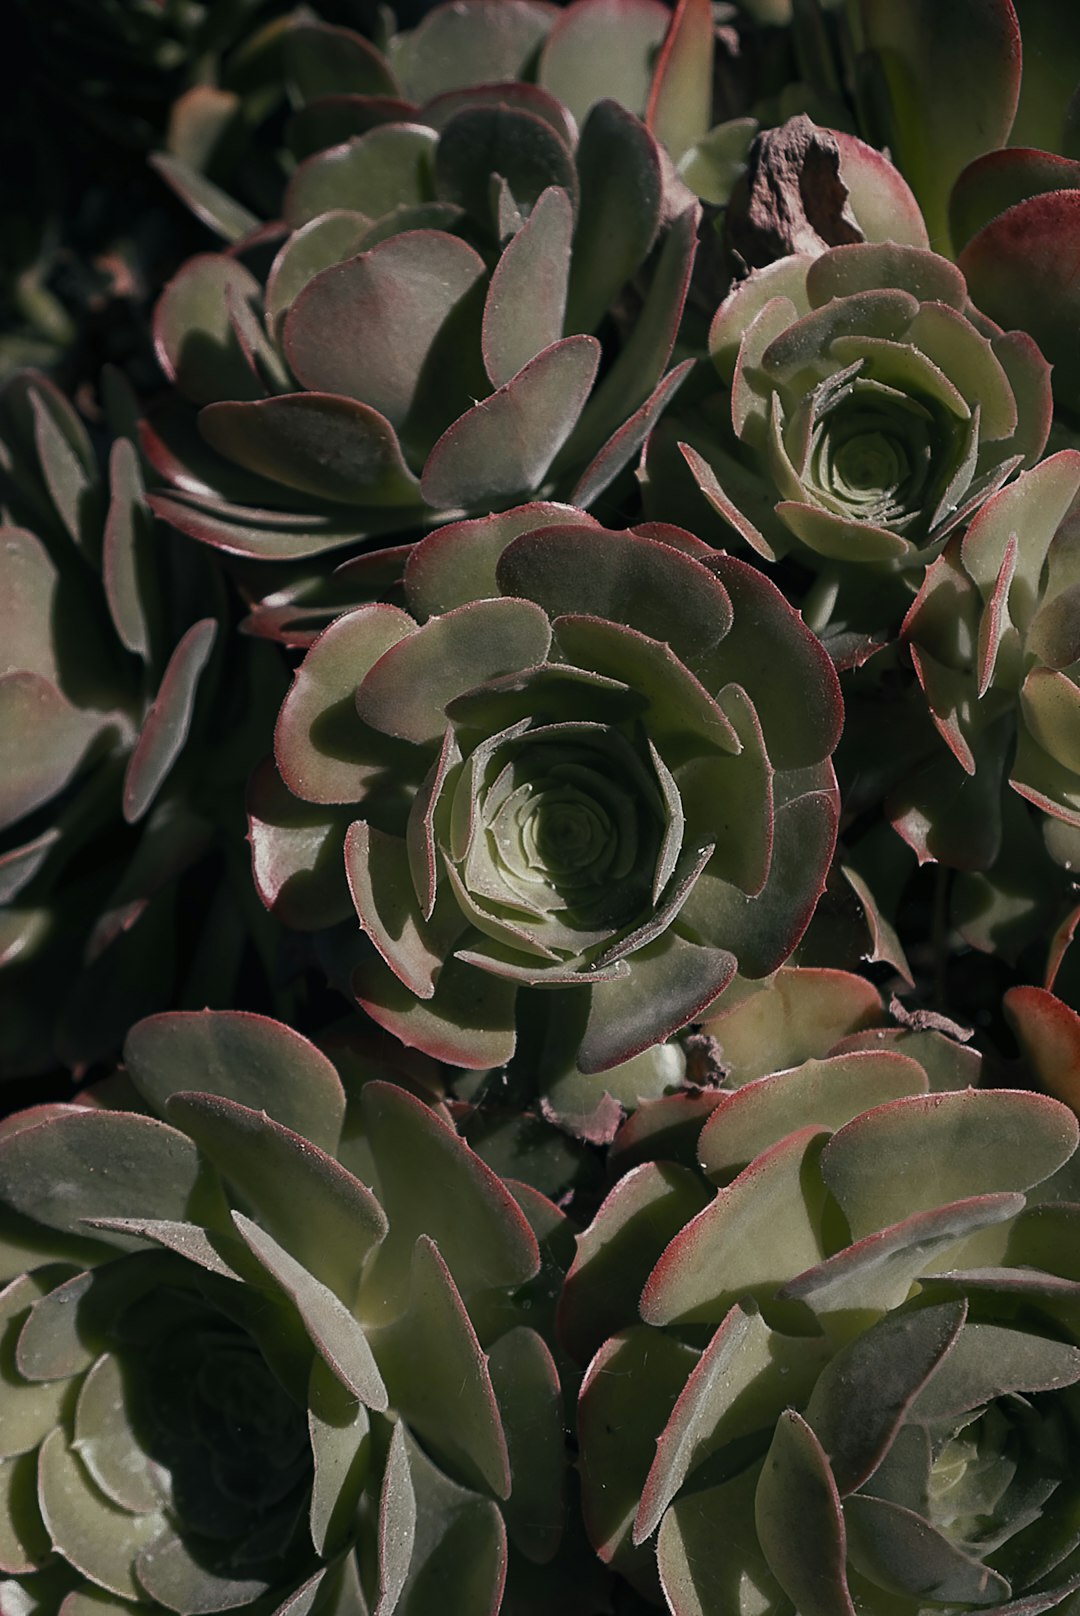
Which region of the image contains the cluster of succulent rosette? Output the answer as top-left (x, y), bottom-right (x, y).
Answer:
top-left (9, 0), bottom-right (1080, 1611)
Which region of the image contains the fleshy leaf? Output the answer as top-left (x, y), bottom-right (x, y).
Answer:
top-left (754, 1410), bottom-right (855, 1616)
top-left (357, 1080), bottom-right (538, 1315)
top-left (124, 1010), bottom-right (346, 1154)
top-left (122, 618), bottom-right (216, 823)
top-left (367, 1235), bottom-right (510, 1498)
top-left (641, 1128), bottom-right (828, 1326)
top-left (166, 1091), bottom-right (387, 1304)
top-left (820, 1089), bottom-right (1078, 1239)
top-left (283, 231), bottom-right (486, 433)
top-left (232, 1213), bottom-right (388, 1410)
top-left (420, 336), bottom-right (600, 510)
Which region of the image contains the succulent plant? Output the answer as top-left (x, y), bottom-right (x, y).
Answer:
top-left (564, 1049), bottom-right (1080, 1612)
top-left (900, 449), bottom-right (1080, 869)
top-left (143, 7), bottom-right (705, 570)
top-left (0, 1008), bottom-right (570, 1613)
top-left (782, 0), bottom-right (1080, 413)
top-left (250, 509), bottom-right (842, 1077)
top-left (668, 240), bottom-right (1052, 655)
top-left (0, 369), bottom-right (284, 1077)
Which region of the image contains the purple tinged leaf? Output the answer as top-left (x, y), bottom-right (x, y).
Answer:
top-left (137, 1534), bottom-right (274, 1612)
top-left (367, 1235), bottom-right (510, 1498)
top-left (636, 1306), bottom-right (820, 1545)
top-left (804, 243), bottom-right (967, 312)
top-left (284, 232), bottom-right (486, 432)
top-left (406, 729), bottom-right (460, 921)
top-left (538, 0), bottom-right (671, 124)
top-left (658, 1464), bottom-right (782, 1616)
top-left (673, 684), bottom-right (772, 896)
top-left (123, 1008), bottom-right (346, 1154)
top-left (842, 867), bottom-right (916, 988)
top-left (482, 187), bottom-right (573, 389)
top-left (434, 105), bottom-right (579, 225)
top-left (804, 1300), bottom-right (967, 1497)
top-left (1005, 985), bottom-right (1080, 1116)
top-left (698, 1052), bottom-right (929, 1182)
top-left (644, 0), bottom-right (713, 164)
top-left (274, 603), bottom-right (417, 805)
top-left (913, 1319), bottom-right (1080, 1420)
top-left (232, 1212), bottom-right (388, 1409)
top-left (950, 147), bottom-right (1080, 256)
top-left (287, 19), bottom-right (402, 101)
top-left (843, 1493), bottom-right (1010, 1605)
top-left (696, 553), bottom-right (844, 769)
top-left (346, 820), bottom-right (465, 999)
top-left (679, 440), bottom-right (777, 561)
top-left (560, 202), bottom-right (698, 471)
top-left (833, 130), bottom-right (930, 250)
top-left (755, 1410), bottom-right (856, 1616)
top-left (355, 596), bottom-right (553, 744)
top-left (307, 1357), bottom-right (371, 1557)
top-left (198, 393), bottom-right (423, 507)
top-left (153, 255), bottom-right (266, 408)
top-left (566, 99), bottom-right (663, 337)
top-left (577, 1326), bottom-right (697, 1575)
top-left (700, 966), bottom-right (884, 1085)
top-left (81, 1218), bottom-right (243, 1280)
top-left (1021, 666), bottom-right (1080, 771)
top-left (72, 1350), bottom-right (176, 1508)
top-left (641, 1127), bottom-right (827, 1326)
top-left (121, 618), bottom-right (216, 823)
top-left (964, 450), bottom-right (1080, 610)
top-left (675, 784), bottom-right (839, 977)
top-left (405, 503), bottom-right (599, 619)
top-left (246, 757), bottom-right (355, 931)
top-left (557, 1162), bottom-right (711, 1367)
top-left (147, 490), bottom-right (377, 563)
top-left (420, 336), bottom-right (600, 509)
top-left (422, 81), bottom-right (577, 150)
top-left (264, 211), bottom-right (372, 339)
top-left (166, 1091), bottom-right (388, 1304)
top-left (500, 525), bottom-right (732, 662)
top-left (0, 827), bottom-right (61, 905)
top-left (353, 943), bottom-right (519, 1069)
top-left (775, 502), bottom-right (911, 565)
top-left (396, 1), bottom-right (556, 104)
top-left (284, 126), bottom-right (438, 230)
top-left (358, 1080), bottom-right (539, 1312)
top-left (28, 389), bottom-right (100, 554)
top-left (820, 1089), bottom-right (1079, 1241)
top-left (0, 1276), bottom-right (68, 1460)
top-left (571, 359), bottom-right (694, 509)
top-left (0, 526), bottom-right (60, 681)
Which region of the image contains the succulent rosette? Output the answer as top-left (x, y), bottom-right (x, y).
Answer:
top-left (788, 0), bottom-right (1080, 411)
top-left (0, 369), bottom-right (284, 1078)
top-left (0, 1009), bottom-right (570, 1613)
top-left (899, 449), bottom-right (1080, 868)
top-left (564, 1049), bottom-right (1080, 1613)
top-left (251, 511), bottom-right (842, 1079)
top-left (671, 240), bottom-right (1051, 649)
top-left (143, 6), bottom-right (702, 571)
